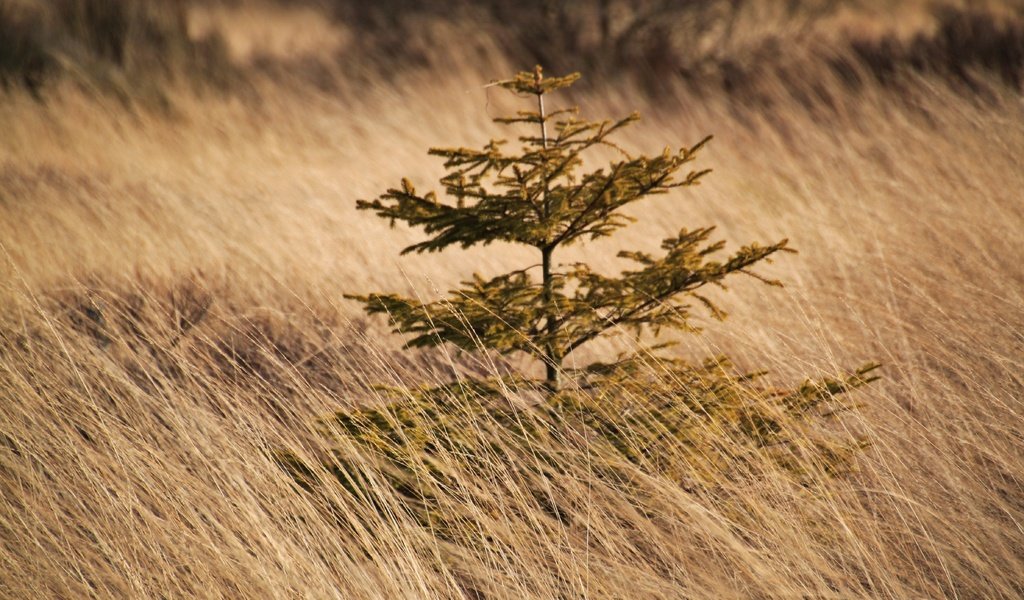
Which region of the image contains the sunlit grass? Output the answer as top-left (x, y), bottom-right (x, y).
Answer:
top-left (1, 3), bottom-right (1022, 598)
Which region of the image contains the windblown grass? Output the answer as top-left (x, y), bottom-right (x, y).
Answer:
top-left (1, 2), bottom-right (1023, 598)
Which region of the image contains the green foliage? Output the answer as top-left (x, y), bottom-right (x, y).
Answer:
top-left (280, 68), bottom-right (879, 554)
top-left (351, 66), bottom-right (792, 390)
top-left (277, 360), bottom-right (880, 542)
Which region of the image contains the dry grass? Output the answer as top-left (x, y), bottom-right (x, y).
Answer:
top-left (1, 2), bottom-right (1023, 598)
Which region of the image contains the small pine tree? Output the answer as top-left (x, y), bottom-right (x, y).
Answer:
top-left (276, 70), bottom-right (879, 536)
top-left (350, 66), bottom-right (790, 391)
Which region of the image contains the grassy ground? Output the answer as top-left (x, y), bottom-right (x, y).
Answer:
top-left (1, 1), bottom-right (1023, 598)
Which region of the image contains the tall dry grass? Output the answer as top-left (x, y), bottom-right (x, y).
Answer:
top-left (1, 2), bottom-right (1023, 598)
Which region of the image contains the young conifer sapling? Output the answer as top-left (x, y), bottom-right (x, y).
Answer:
top-left (350, 67), bottom-right (792, 391)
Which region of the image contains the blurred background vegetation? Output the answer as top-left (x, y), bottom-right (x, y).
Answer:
top-left (2, 0), bottom-right (1022, 102)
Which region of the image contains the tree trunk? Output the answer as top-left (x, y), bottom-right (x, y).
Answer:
top-left (536, 68), bottom-right (560, 391)
top-left (541, 247), bottom-right (559, 390)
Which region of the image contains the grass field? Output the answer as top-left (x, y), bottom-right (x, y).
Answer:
top-left (1, 1), bottom-right (1023, 597)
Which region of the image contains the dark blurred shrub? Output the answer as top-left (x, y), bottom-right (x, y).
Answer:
top-left (0, 0), bottom-right (233, 96)
top-left (844, 6), bottom-right (1024, 92)
top-left (0, 2), bottom-right (50, 92)
top-left (326, 0), bottom-right (839, 87)
top-left (325, 0), bottom-right (1024, 99)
